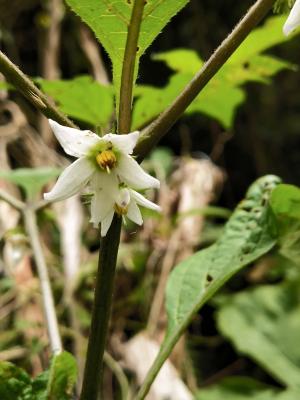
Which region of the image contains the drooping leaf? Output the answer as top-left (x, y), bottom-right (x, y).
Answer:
top-left (0, 168), bottom-right (61, 200)
top-left (195, 377), bottom-right (300, 400)
top-left (165, 175), bottom-right (280, 338)
top-left (133, 16), bottom-right (296, 130)
top-left (217, 282), bottom-right (300, 388)
top-left (270, 184), bottom-right (300, 264)
top-left (37, 76), bottom-right (114, 128)
top-left (64, 0), bottom-right (190, 113)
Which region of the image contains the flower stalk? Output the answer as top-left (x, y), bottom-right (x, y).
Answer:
top-left (79, 1), bottom-right (145, 398)
top-left (79, 215), bottom-right (122, 400)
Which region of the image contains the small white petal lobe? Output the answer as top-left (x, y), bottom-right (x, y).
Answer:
top-left (130, 190), bottom-right (161, 212)
top-left (127, 201), bottom-right (143, 225)
top-left (117, 154), bottom-right (160, 190)
top-left (283, 0), bottom-right (300, 36)
top-left (101, 211), bottom-right (115, 236)
top-left (103, 131), bottom-right (139, 154)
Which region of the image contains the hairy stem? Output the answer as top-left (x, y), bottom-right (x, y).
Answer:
top-left (0, 50), bottom-right (76, 128)
top-left (24, 207), bottom-right (62, 354)
top-left (118, 0), bottom-right (145, 133)
top-left (134, 0), bottom-right (276, 160)
top-left (79, 216), bottom-right (122, 400)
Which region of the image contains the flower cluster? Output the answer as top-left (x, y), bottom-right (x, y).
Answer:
top-left (44, 120), bottom-right (160, 236)
top-left (283, 0), bottom-right (300, 36)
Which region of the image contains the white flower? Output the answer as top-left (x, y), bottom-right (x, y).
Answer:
top-left (283, 0), bottom-right (300, 36)
top-left (90, 173), bottom-right (160, 236)
top-left (44, 120), bottom-right (160, 235)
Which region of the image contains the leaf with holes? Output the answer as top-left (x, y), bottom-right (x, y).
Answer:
top-left (64, 0), bottom-right (190, 115)
top-left (165, 175), bottom-right (280, 338)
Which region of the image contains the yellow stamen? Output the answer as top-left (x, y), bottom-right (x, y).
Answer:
top-left (96, 150), bottom-right (117, 170)
top-left (114, 203), bottom-right (128, 216)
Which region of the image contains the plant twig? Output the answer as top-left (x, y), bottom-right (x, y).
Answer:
top-left (118, 0), bottom-right (145, 133)
top-left (24, 207), bottom-right (62, 354)
top-left (79, 215), bottom-right (122, 400)
top-left (134, 1), bottom-right (276, 398)
top-left (0, 50), bottom-right (76, 128)
top-left (104, 352), bottom-right (130, 400)
top-left (0, 188), bottom-right (25, 210)
top-left (134, 0), bottom-right (276, 160)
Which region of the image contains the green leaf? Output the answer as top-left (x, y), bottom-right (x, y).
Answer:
top-left (0, 168), bottom-right (61, 200)
top-left (37, 76), bottom-right (114, 128)
top-left (0, 361), bottom-right (31, 399)
top-left (46, 352), bottom-right (77, 400)
top-left (270, 184), bottom-right (300, 219)
top-left (195, 377), bottom-right (300, 400)
top-left (64, 0), bottom-right (190, 113)
top-left (133, 16), bottom-right (295, 130)
top-left (217, 282), bottom-right (300, 388)
top-left (227, 16), bottom-right (289, 65)
top-left (270, 184), bottom-right (300, 264)
top-left (195, 377), bottom-right (277, 400)
top-left (165, 175), bottom-right (280, 338)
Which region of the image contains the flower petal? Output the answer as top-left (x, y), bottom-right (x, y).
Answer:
top-left (103, 131), bottom-right (140, 154)
top-left (283, 0), bottom-right (300, 36)
top-left (44, 157), bottom-right (94, 202)
top-left (130, 190), bottom-right (161, 212)
top-left (117, 154), bottom-right (160, 190)
top-left (90, 170), bottom-right (119, 198)
top-left (101, 210), bottom-right (115, 236)
top-left (90, 190), bottom-right (114, 227)
top-left (127, 200), bottom-right (143, 225)
top-left (49, 119), bottom-right (100, 158)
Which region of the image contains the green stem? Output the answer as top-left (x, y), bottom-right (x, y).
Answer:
top-left (24, 207), bottom-right (62, 354)
top-left (80, 216), bottom-right (122, 400)
top-left (134, 0), bottom-right (276, 161)
top-left (118, 0), bottom-right (145, 134)
top-left (0, 50), bottom-right (76, 128)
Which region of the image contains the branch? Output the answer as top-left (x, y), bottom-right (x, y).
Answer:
top-left (134, 0), bottom-right (276, 160)
top-left (118, 0), bottom-right (145, 133)
top-left (0, 188), bottom-right (25, 210)
top-left (0, 50), bottom-right (76, 128)
top-left (24, 208), bottom-right (62, 354)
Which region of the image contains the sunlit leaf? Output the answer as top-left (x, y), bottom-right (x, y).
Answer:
top-left (217, 282), bottom-right (300, 387)
top-left (133, 16), bottom-right (295, 129)
top-left (37, 76), bottom-right (114, 128)
top-left (0, 168), bottom-right (61, 200)
top-left (64, 0), bottom-right (190, 113)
